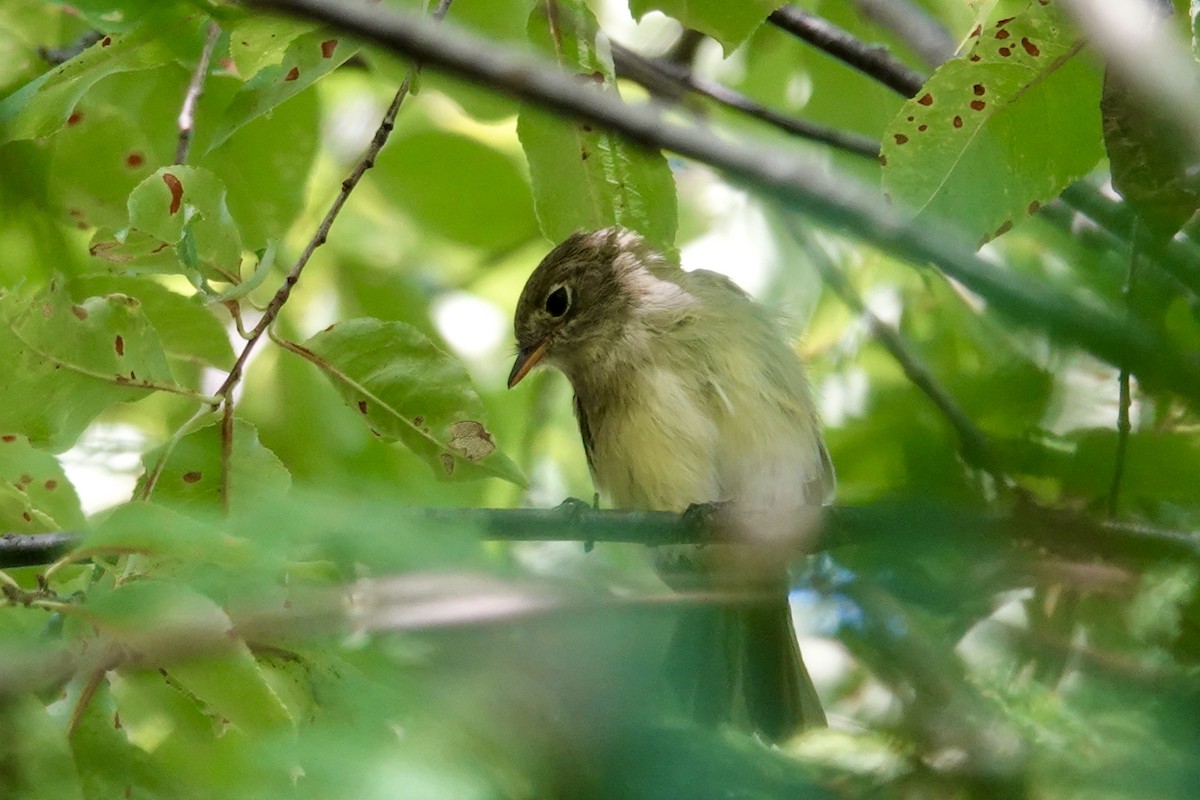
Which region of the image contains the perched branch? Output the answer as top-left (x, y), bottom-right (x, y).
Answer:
top-left (0, 532), bottom-right (76, 569)
top-left (174, 21), bottom-right (221, 165)
top-left (246, 0), bottom-right (1200, 400)
top-left (3, 502), bottom-right (1197, 570)
top-left (767, 5), bottom-right (927, 98)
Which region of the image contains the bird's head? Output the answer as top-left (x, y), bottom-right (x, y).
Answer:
top-left (508, 226), bottom-right (671, 388)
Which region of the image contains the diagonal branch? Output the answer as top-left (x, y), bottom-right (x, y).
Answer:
top-left (767, 5), bottom-right (927, 97)
top-left (610, 40), bottom-right (880, 159)
top-left (245, 0), bottom-right (1200, 400)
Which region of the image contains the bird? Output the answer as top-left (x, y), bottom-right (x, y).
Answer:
top-left (507, 226), bottom-right (833, 740)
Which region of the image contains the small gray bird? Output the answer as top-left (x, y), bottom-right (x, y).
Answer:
top-left (508, 226), bottom-right (833, 739)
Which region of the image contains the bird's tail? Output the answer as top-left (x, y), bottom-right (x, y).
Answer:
top-left (665, 597), bottom-right (825, 740)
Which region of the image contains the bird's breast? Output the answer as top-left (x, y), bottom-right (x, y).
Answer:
top-left (576, 364), bottom-right (723, 512)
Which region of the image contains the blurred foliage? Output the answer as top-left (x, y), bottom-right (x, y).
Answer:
top-left (0, 0), bottom-right (1198, 798)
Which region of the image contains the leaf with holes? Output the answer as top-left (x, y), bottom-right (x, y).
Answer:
top-left (0, 281), bottom-right (174, 452)
top-left (210, 29), bottom-right (358, 151)
top-left (0, 435), bottom-right (84, 530)
top-left (517, 0), bottom-right (677, 252)
top-left (881, 0), bottom-right (1103, 246)
top-left (302, 319), bottom-right (526, 486)
top-left (628, 0), bottom-right (784, 54)
top-left (137, 419), bottom-right (291, 515)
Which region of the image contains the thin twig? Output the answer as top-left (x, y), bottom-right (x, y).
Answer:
top-left (245, 0), bottom-right (1200, 400)
top-left (220, 397), bottom-right (235, 514)
top-left (175, 22), bottom-right (221, 165)
top-left (610, 41), bottom-right (880, 159)
top-left (213, 0), bottom-right (453, 407)
top-left (1107, 221), bottom-right (1140, 517)
top-left (767, 5), bottom-right (927, 98)
top-left (210, 0), bottom-right (454, 504)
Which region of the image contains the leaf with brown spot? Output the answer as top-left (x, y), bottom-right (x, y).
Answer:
top-left (303, 318), bottom-right (525, 486)
top-left (212, 27), bottom-right (359, 150)
top-left (0, 436), bottom-right (83, 529)
top-left (881, 0), bottom-right (1102, 246)
top-left (0, 282), bottom-right (173, 450)
top-left (137, 419), bottom-right (290, 513)
top-left (161, 172), bottom-right (183, 215)
top-left (447, 421), bottom-right (496, 462)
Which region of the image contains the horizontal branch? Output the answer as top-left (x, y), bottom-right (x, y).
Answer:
top-left (244, 0), bottom-right (1200, 401)
top-left (2, 502), bottom-right (1196, 570)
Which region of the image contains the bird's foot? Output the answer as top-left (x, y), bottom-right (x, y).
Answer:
top-left (680, 500), bottom-right (731, 539)
top-left (556, 496), bottom-right (597, 552)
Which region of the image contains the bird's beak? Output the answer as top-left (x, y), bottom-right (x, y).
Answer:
top-left (507, 338), bottom-right (549, 388)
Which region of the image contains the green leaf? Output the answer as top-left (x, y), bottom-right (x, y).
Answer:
top-left (1100, 3), bottom-right (1200, 240)
top-left (227, 15), bottom-right (320, 78)
top-left (880, 0), bottom-right (1104, 246)
top-left (108, 165), bottom-right (243, 283)
top-left (1, 695), bottom-right (85, 800)
top-left (79, 500), bottom-right (230, 563)
top-left (53, 674), bottom-right (169, 800)
top-left (628, 0), bottom-right (784, 54)
top-left (0, 20), bottom-right (190, 144)
top-left (50, 0), bottom-right (189, 33)
top-left (209, 29), bottom-right (358, 151)
top-left (371, 130), bottom-right (538, 249)
top-left (301, 318), bottom-right (526, 486)
top-left (73, 275), bottom-right (234, 368)
top-left (517, 0), bottom-right (677, 251)
top-left (1064, 430), bottom-right (1200, 507)
top-left (0, 482), bottom-right (58, 533)
top-left (0, 434), bottom-right (84, 529)
top-left (0, 281), bottom-right (174, 451)
top-left (200, 77), bottom-right (319, 250)
top-left (84, 580), bottom-right (294, 732)
top-left (137, 419), bottom-right (292, 514)
top-left (45, 64), bottom-right (184, 231)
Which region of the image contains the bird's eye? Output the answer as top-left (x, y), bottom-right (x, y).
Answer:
top-left (545, 286), bottom-right (570, 317)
